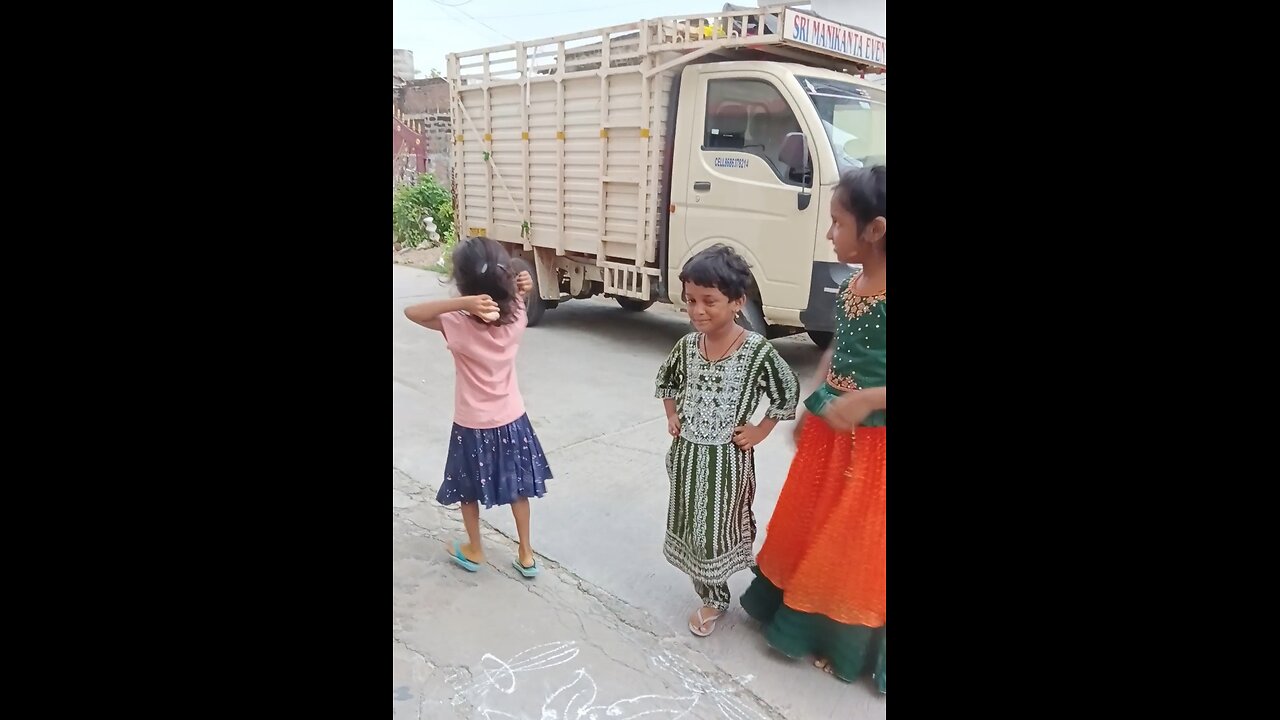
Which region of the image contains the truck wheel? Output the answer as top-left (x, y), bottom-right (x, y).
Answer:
top-left (509, 257), bottom-right (547, 327)
top-left (807, 330), bottom-right (833, 350)
top-left (736, 298), bottom-right (768, 335)
top-left (616, 297), bottom-right (655, 312)
top-left (525, 291), bottom-right (547, 327)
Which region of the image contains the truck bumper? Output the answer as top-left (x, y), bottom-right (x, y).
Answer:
top-left (799, 261), bottom-right (855, 332)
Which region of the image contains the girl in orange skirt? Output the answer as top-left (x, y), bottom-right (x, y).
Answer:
top-left (740, 166), bottom-right (887, 693)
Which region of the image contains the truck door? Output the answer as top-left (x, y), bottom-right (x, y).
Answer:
top-left (679, 71), bottom-right (819, 318)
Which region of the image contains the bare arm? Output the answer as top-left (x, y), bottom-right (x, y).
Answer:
top-left (824, 385), bottom-right (886, 432)
top-left (855, 386), bottom-right (886, 411)
top-left (663, 398), bottom-right (681, 437)
top-left (403, 295), bottom-right (496, 332)
top-left (758, 417), bottom-right (781, 437)
top-left (656, 339), bottom-right (686, 437)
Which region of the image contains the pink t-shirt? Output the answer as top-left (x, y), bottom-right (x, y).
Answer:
top-left (439, 299), bottom-right (527, 429)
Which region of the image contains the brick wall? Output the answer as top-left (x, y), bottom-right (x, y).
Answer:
top-left (395, 78), bottom-right (453, 186)
top-left (399, 77), bottom-right (448, 114)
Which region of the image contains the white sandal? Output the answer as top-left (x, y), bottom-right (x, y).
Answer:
top-left (688, 607), bottom-right (724, 637)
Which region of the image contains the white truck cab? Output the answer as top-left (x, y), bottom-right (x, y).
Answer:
top-left (669, 61), bottom-right (884, 344)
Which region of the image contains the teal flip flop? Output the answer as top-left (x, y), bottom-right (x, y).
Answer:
top-left (512, 557), bottom-right (539, 578)
top-left (450, 541), bottom-right (481, 572)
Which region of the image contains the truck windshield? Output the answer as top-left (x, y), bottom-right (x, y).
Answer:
top-left (799, 76), bottom-right (886, 174)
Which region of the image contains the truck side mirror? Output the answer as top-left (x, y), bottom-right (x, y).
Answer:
top-left (779, 132), bottom-right (812, 210)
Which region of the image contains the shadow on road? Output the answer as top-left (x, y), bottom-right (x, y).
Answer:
top-left (534, 300), bottom-right (690, 354)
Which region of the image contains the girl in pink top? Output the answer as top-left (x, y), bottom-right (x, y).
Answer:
top-left (403, 237), bottom-right (553, 578)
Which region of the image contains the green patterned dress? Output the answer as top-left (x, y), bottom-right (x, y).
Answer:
top-left (655, 332), bottom-right (800, 610)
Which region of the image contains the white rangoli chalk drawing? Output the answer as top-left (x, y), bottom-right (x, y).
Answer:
top-left (452, 641), bottom-right (772, 720)
top-left (449, 641), bottom-right (582, 706)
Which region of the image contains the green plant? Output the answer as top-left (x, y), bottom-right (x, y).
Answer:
top-left (392, 175), bottom-right (455, 249)
top-left (434, 227), bottom-right (460, 275)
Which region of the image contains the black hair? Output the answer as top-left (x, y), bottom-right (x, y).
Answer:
top-left (450, 236), bottom-right (519, 325)
top-left (833, 165), bottom-right (886, 254)
top-left (678, 244), bottom-right (753, 302)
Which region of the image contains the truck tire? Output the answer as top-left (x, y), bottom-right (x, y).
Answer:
top-left (525, 291), bottom-right (547, 327)
top-left (807, 330), bottom-right (833, 349)
top-left (616, 297), bottom-right (655, 312)
top-left (736, 298), bottom-right (768, 336)
top-left (509, 257), bottom-right (547, 327)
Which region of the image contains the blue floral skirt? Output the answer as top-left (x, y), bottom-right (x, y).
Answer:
top-left (438, 414), bottom-right (552, 509)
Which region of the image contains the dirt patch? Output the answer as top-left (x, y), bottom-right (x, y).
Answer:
top-left (393, 246), bottom-right (444, 272)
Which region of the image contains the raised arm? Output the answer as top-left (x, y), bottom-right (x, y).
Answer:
top-left (403, 295), bottom-right (497, 332)
top-left (515, 271), bottom-right (533, 299)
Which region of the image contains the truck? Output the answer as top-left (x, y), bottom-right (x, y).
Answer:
top-left (447, 2), bottom-right (885, 347)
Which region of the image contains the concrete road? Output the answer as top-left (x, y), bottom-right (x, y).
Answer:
top-left (393, 265), bottom-right (886, 719)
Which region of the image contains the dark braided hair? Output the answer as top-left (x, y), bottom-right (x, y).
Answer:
top-left (450, 236), bottom-right (520, 325)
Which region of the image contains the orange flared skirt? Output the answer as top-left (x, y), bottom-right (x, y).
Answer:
top-left (756, 414), bottom-right (886, 628)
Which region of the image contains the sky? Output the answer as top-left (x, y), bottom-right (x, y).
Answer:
top-left (393, 0), bottom-right (755, 76)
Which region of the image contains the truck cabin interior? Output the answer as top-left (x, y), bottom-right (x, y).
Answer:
top-left (706, 92), bottom-right (807, 185)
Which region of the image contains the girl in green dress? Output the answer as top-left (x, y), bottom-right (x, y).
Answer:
top-left (655, 245), bottom-right (800, 637)
top-left (741, 166), bottom-right (887, 692)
